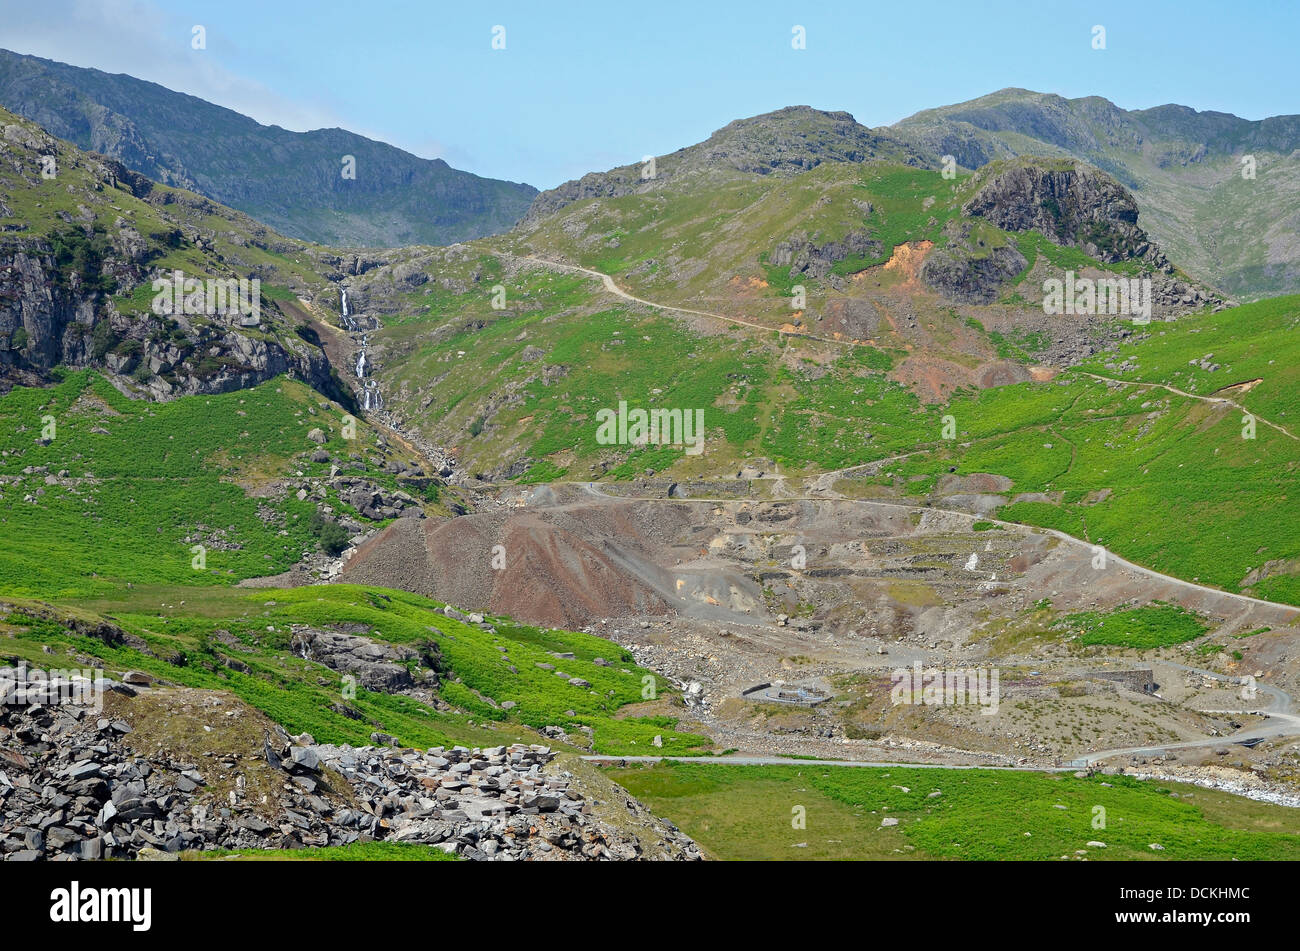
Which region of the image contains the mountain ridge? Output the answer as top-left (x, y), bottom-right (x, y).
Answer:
top-left (0, 49), bottom-right (538, 248)
top-left (526, 90), bottom-right (1300, 299)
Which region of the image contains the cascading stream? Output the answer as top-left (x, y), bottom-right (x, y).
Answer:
top-left (338, 288), bottom-right (382, 412)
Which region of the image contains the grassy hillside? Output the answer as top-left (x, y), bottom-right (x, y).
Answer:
top-left (366, 155), bottom-right (1163, 474)
top-left (507, 161), bottom-right (1147, 321)
top-left (336, 135), bottom-right (1300, 605)
top-left (366, 239), bottom-right (1300, 603)
top-left (0, 106), bottom-right (333, 300)
top-left (0, 585), bottom-right (708, 756)
top-left (0, 370), bottom-right (403, 599)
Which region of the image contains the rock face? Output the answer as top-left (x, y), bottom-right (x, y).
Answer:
top-left (289, 625), bottom-right (427, 693)
top-left (338, 478), bottom-right (423, 520)
top-left (920, 157), bottom-right (1224, 311)
top-left (961, 158), bottom-right (1161, 266)
top-left (0, 242), bottom-right (341, 399)
top-left (0, 115), bottom-right (350, 401)
top-left (887, 87), bottom-right (1300, 298)
top-left (921, 223), bottom-right (1029, 304)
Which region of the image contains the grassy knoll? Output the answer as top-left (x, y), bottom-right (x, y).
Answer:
top-left (609, 761), bottom-right (1300, 860)
top-left (1058, 603), bottom-right (1209, 649)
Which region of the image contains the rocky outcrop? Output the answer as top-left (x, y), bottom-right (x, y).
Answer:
top-left (289, 625), bottom-right (428, 693)
top-left (920, 158), bottom-right (1225, 311)
top-left (770, 229), bottom-right (882, 280)
top-left (0, 243), bottom-right (346, 401)
top-left (336, 477), bottom-right (424, 520)
top-left (962, 158), bottom-right (1163, 266)
top-left (921, 222), bottom-right (1028, 304)
top-left (0, 108), bottom-right (361, 405)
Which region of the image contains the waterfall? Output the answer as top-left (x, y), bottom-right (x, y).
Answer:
top-left (355, 333), bottom-right (367, 378)
top-left (343, 302), bottom-right (381, 413)
top-left (339, 288), bottom-right (357, 331)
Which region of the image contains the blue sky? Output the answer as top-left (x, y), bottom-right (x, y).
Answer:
top-left (2, 0), bottom-right (1296, 188)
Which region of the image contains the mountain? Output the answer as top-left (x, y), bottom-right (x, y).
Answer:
top-left (525, 105), bottom-right (926, 220)
top-left (336, 108), bottom-right (1217, 483)
top-left (0, 49), bottom-right (537, 248)
top-left (0, 104), bottom-right (716, 862)
top-left (887, 88), bottom-right (1300, 299)
top-left (318, 105), bottom-right (1300, 618)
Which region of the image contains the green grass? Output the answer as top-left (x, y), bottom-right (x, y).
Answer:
top-left (1058, 603), bottom-right (1209, 649)
top-left (0, 366), bottom-right (714, 756)
top-left (1011, 230), bottom-right (1143, 283)
top-left (610, 761), bottom-right (1300, 860)
top-left (988, 328), bottom-right (1051, 362)
top-left (0, 371), bottom-right (402, 599)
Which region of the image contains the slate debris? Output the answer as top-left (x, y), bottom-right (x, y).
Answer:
top-left (0, 679), bottom-right (701, 862)
top-left (314, 742), bottom-right (703, 861)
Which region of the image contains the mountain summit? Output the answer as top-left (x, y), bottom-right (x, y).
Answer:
top-left (525, 105), bottom-right (924, 220)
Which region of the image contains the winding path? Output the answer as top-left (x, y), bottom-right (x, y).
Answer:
top-left (1069, 661), bottom-right (1300, 767)
top-left (506, 252), bottom-right (848, 345)
top-left (1078, 371), bottom-right (1298, 442)
top-left (569, 483), bottom-right (1300, 768)
top-left (582, 754), bottom-right (1073, 772)
top-left (495, 251), bottom-right (1300, 616)
top-left (509, 251), bottom-right (1300, 444)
